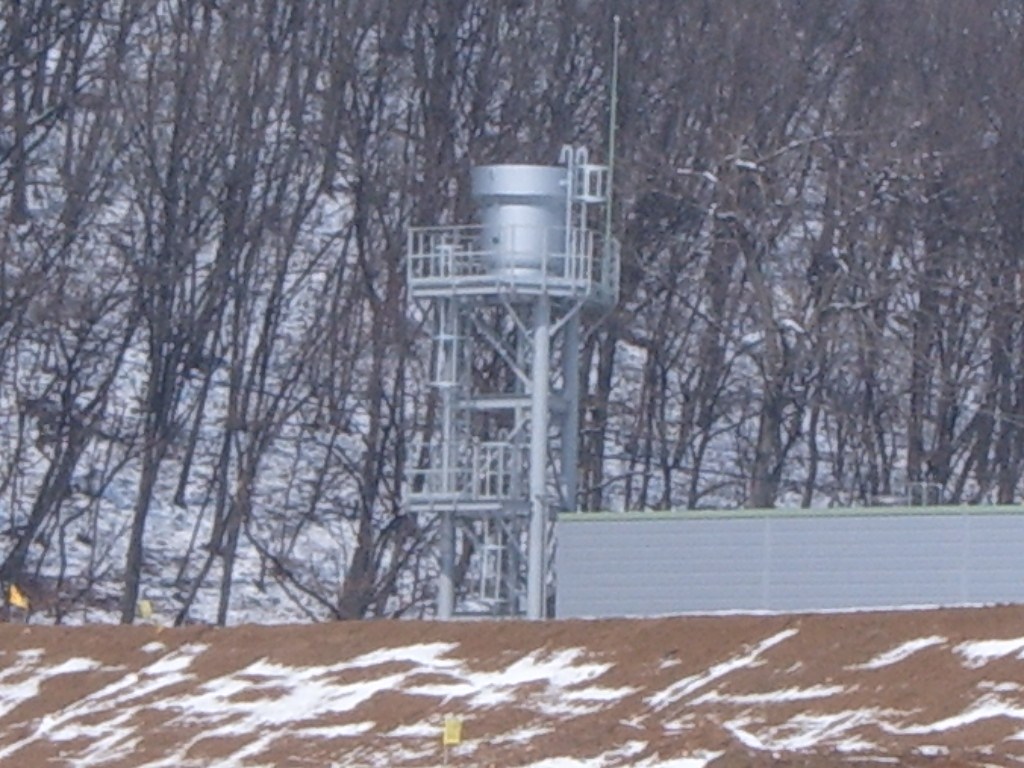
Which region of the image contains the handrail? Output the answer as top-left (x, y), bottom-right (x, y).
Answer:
top-left (406, 224), bottom-right (617, 305)
top-left (408, 440), bottom-right (530, 502)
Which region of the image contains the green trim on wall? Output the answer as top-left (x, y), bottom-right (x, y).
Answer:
top-left (559, 504), bottom-right (1024, 523)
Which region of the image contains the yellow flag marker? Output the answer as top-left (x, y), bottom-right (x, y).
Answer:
top-left (138, 599), bottom-right (153, 620)
top-left (442, 715), bottom-right (462, 746)
top-left (8, 584), bottom-right (29, 610)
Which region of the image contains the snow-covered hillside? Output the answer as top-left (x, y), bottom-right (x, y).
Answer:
top-left (8, 1), bottom-right (1024, 628)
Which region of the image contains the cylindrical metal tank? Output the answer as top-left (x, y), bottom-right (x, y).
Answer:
top-left (471, 164), bottom-right (567, 279)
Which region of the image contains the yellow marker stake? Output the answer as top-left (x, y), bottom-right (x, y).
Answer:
top-left (8, 584), bottom-right (29, 610)
top-left (138, 599), bottom-right (153, 620)
top-left (442, 715), bottom-right (462, 766)
top-left (442, 716), bottom-right (462, 746)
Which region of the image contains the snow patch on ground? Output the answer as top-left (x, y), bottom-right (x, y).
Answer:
top-left (753, 709), bottom-right (895, 751)
top-left (883, 693), bottom-right (1024, 735)
top-left (956, 638), bottom-right (1024, 668)
top-left (647, 628), bottom-right (799, 709)
top-left (691, 684), bottom-right (846, 705)
top-left (849, 636), bottom-right (946, 669)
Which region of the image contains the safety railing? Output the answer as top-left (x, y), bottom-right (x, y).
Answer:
top-left (407, 440), bottom-right (530, 503)
top-left (406, 224), bottom-right (617, 306)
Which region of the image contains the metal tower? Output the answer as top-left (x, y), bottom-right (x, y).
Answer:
top-left (406, 145), bottom-right (619, 619)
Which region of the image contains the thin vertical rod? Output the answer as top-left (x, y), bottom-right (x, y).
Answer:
top-left (561, 145), bottom-right (576, 277)
top-left (438, 510), bottom-right (455, 619)
top-left (436, 299), bottom-right (457, 619)
top-left (527, 294), bottom-right (551, 619)
top-left (561, 313), bottom-right (581, 512)
top-left (603, 15), bottom-right (621, 249)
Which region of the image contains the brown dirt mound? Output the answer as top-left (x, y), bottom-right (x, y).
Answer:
top-left (3, 606), bottom-right (1024, 766)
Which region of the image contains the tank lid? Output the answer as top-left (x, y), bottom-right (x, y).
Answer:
top-left (471, 164), bottom-right (566, 200)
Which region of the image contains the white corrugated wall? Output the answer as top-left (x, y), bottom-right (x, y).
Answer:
top-left (555, 506), bottom-right (1024, 617)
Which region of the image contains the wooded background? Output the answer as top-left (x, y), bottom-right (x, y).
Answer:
top-left (3, 0), bottom-right (1024, 622)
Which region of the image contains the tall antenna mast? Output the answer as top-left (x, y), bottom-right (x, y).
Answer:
top-left (603, 15), bottom-right (621, 250)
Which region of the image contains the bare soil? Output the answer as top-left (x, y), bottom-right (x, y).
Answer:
top-left (3, 606), bottom-right (1024, 766)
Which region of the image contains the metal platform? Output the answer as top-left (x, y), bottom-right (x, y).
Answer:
top-left (407, 439), bottom-right (529, 505)
top-left (405, 498), bottom-right (531, 517)
top-left (407, 225), bottom-right (619, 306)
